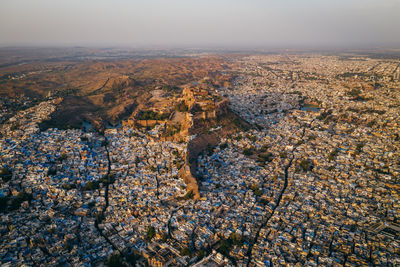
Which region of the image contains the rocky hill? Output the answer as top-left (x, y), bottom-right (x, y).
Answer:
top-left (1, 54), bottom-right (232, 132)
top-left (175, 85), bottom-right (250, 199)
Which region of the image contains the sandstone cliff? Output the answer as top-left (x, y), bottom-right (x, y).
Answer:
top-left (176, 87), bottom-right (250, 200)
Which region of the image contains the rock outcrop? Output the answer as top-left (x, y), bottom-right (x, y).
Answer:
top-left (178, 159), bottom-right (201, 200)
top-left (176, 86), bottom-right (249, 200)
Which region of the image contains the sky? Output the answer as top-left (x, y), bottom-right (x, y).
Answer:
top-left (1, 0), bottom-right (399, 48)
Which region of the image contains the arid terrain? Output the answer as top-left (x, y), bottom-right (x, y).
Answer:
top-left (0, 48), bottom-right (236, 130)
top-left (0, 48), bottom-right (399, 266)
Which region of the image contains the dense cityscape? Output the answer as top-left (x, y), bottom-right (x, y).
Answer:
top-left (0, 52), bottom-right (399, 266)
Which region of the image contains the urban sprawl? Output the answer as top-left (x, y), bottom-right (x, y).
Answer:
top-left (1, 54), bottom-right (400, 266)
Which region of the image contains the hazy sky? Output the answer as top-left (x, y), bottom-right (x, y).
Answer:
top-left (1, 0), bottom-right (399, 48)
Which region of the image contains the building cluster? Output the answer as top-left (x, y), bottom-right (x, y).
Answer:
top-left (0, 54), bottom-right (399, 266)
top-left (214, 55), bottom-right (400, 265)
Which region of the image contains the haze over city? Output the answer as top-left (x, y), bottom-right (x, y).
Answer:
top-left (1, 1), bottom-right (400, 266)
top-left (1, 0), bottom-right (400, 48)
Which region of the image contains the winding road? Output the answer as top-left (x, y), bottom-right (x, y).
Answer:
top-left (246, 126), bottom-right (308, 266)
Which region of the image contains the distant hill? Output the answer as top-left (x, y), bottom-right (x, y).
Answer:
top-left (0, 49), bottom-right (231, 131)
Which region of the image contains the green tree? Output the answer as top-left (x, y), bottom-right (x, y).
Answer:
top-left (160, 232), bottom-right (168, 242)
top-left (0, 197), bottom-right (8, 212)
top-left (328, 148), bottom-right (339, 161)
top-left (146, 226), bottom-right (156, 241)
top-left (0, 167), bottom-right (12, 182)
top-left (126, 250), bottom-right (140, 265)
top-left (243, 148), bottom-right (254, 156)
top-left (106, 253), bottom-right (124, 267)
top-left (58, 153), bottom-right (68, 161)
top-left (95, 212), bottom-right (105, 224)
top-left (279, 152), bottom-right (287, 159)
top-left (219, 143), bottom-right (228, 150)
top-left (183, 190), bottom-right (194, 200)
top-left (258, 152), bottom-right (274, 162)
top-left (299, 159), bottom-right (314, 172)
top-left (83, 181), bottom-right (99, 191)
top-left (229, 232), bottom-right (243, 246)
top-left (61, 183), bottom-right (76, 190)
top-left (218, 239), bottom-right (232, 255)
top-left (251, 184), bottom-right (263, 197)
top-left (180, 247), bottom-right (191, 257)
top-left (10, 191), bottom-right (32, 211)
top-left (149, 166), bottom-right (157, 172)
